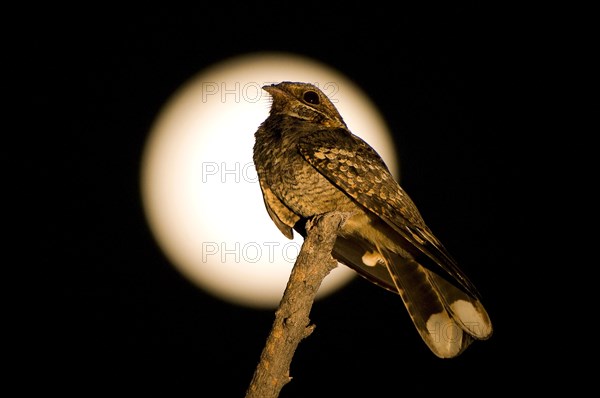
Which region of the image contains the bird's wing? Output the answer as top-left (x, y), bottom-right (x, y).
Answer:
top-left (297, 128), bottom-right (480, 298)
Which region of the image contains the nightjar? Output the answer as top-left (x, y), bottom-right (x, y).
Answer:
top-left (253, 81), bottom-right (492, 358)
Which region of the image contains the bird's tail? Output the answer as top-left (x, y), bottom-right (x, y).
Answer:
top-left (380, 248), bottom-right (493, 358)
top-left (327, 234), bottom-right (492, 358)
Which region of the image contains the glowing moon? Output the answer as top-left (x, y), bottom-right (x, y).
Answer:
top-left (141, 52), bottom-right (398, 308)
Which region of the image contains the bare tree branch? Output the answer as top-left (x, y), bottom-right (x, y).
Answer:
top-left (245, 211), bottom-right (349, 398)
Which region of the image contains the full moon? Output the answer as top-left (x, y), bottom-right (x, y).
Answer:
top-left (141, 52), bottom-right (398, 308)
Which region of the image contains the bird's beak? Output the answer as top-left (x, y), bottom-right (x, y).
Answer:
top-left (262, 84), bottom-right (289, 104)
top-left (262, 84), bottom-right (280, 95)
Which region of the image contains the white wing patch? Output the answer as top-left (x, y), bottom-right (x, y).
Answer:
top-left (361, 251), bottom-right (384, 267)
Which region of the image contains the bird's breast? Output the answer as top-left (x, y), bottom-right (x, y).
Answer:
top-left (268, 149), bottom-right (358, 218)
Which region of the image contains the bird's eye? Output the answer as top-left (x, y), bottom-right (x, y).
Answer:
top-left (303, 90), bottom-right (320, 105)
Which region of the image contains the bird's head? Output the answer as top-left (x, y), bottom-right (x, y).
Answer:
top-left (263, 82), bottom-right (347, 129)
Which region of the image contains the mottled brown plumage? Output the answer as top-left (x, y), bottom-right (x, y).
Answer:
top-left (253, 81), bottom-right (492, 358)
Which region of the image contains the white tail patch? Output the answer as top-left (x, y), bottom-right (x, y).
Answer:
top-left (426, 311), bottom-right (464, 358)
top-left (450, 300), bottom-right (493, 339)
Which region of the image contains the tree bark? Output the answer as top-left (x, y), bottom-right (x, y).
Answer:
top-left (245, 212), bottom-right (348, 398)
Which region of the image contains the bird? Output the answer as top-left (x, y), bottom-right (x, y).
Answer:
top-left (253, 81), bottom-right (492, 358)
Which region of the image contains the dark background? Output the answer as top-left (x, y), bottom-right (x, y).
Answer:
top-left (20, 4), bottom-right (556, 396)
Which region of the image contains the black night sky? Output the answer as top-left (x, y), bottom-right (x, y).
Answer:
top-left (20, 4), bottom-right (559, 396)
